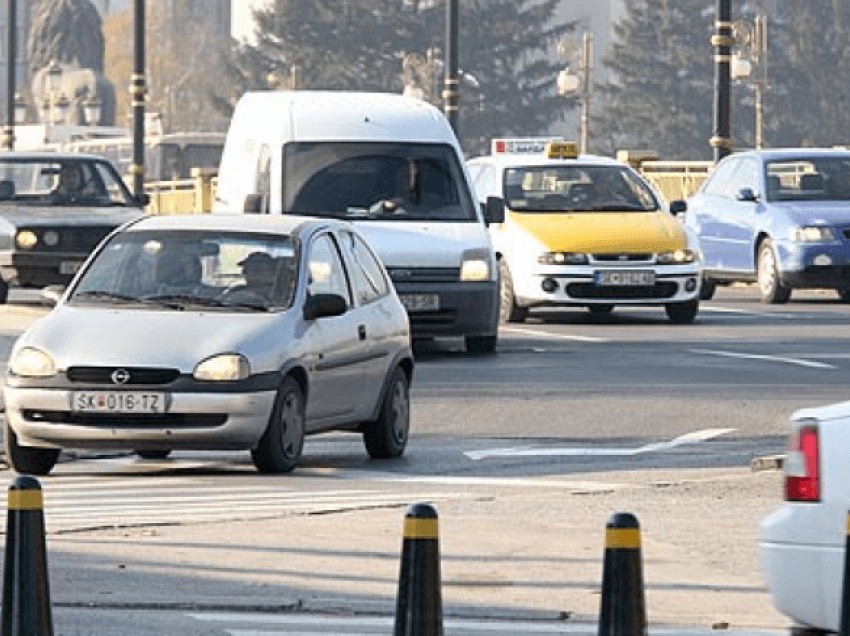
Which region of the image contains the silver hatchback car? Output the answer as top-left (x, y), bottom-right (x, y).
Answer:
top-left (3, 214), bottom-right (413, 475)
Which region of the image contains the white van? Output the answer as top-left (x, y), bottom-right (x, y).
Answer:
top-left (214, 90), bottom-right (500, 353)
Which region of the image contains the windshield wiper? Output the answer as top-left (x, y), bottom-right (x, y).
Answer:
top-left (585, 204), bottom-right (654, 212)
top-left (143, 294), bottom-right (239, 309)
top-left (73, 290), bottom-right (147, 304)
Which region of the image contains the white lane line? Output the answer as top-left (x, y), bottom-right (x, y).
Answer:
top-left (500, 326), bottom-right (608, 343)
top-left (340, 471), bottom-right (630, 490)
top-left (463, 428), bottom-right (736, 461)
top-left (690, 348), bottom-right (836, 369)
top-left (698, 306), bottom-right (801, 319)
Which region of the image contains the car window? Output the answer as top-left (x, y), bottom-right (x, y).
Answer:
top-left (701, 157), bottom-right (739, 196)
top-left (338, 230), bottom-right (389, 305)
top-left (723, 158), bottom-right (759, 199)
top-left (307, 234), bottom-right (352, 303)
top-left (766, 156), bottom-right (850, 202)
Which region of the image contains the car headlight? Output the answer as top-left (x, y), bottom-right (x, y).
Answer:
top-left (792, 226), bottom-right (835, 242)
top-left (193, 354), bottom-right (250, 381)
top-left (657, 249), bottom-right (698, 264)
top-left (538, 252), bottom-right (588, 265)
top-left (460, 249), bottom-right (492, 281)
top-left (15, 230), bottom-right (37, 249)
top-left (9, 347), bottom-right (56, 378)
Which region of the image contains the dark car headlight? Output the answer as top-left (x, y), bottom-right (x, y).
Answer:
top-left (538, 252), bottom-right (588, 265)
top-left (657, 249), bottom-right (698, 264)
top-left (15, 230), bottom-right (37, 249)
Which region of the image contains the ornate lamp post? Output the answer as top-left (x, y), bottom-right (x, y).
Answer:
top-left (732, 14), bottom-right (767, 149)
top-left (131, 0), bottom-right (146, 199)
top-left (710, 0), bottom-right (734, 162)
top-left (557, 32), bottom-right (594, 155)
top-left (2, 0), bottom-right (17, 150)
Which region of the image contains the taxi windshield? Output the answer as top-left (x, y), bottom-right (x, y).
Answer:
top-left (503, 165), bottom-right (659, 213)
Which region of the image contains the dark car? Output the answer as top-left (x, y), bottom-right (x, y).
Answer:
top-left (0, 152), bottom-right (146, 303)
top-left (680, 148), bottom-right (850, 303)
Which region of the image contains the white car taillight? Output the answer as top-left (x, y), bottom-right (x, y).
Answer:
top-left (785, 425), bottom-right (820, 502)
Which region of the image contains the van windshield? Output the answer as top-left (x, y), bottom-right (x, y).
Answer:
top-left (283, 142), bottom-right (479, 222)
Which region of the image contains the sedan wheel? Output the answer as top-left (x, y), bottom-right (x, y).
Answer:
top-left (757, 239), bottom-right (791, 304)
top-left (0, 279), bottom-right (8, 304)
top-left (499, 260), bottom-right (527, 323)
top-left (363, 366), bottom-right (410, 459)
top-left (4, 420), bottom-right (59, 476)
top-left (251, 377), bottom-right (305, 474)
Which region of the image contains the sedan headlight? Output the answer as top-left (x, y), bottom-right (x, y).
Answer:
top-left (9, 347), bottom-right (56, 378)
top-left (460, 249), bottom-right (492, 281)
top-left (193, 354), bottom-right (250, 381)
top-left (657, 249), bottom-right (698, 264)
top-left (792, 226), bottom-right (835, 242)
top-left (538, 252), bottom-right (588, 265)
top-left (15, 230), bottom-right (37, 249)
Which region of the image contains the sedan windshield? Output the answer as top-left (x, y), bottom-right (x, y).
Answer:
top-left (503, 165), bottom-right (659, 212)
top-left (70, 230), bottom-right (299, 311)
top-left (0, 158), bottom-right (137, 207)
top-left (766, 156), bottom-right (850, 202)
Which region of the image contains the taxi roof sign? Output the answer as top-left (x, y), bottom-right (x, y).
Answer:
top-left (492, 137), bottom-right (564, 155)
top-left (545, 141), bottom-right (579, 159)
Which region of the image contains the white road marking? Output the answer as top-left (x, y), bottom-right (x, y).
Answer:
top-left (500, 326), bottom-right (608, 342)
top-left (690, 348), bottom-right (836, 369)
top-left (463, 428), bottom-right (736, 461)
top-left (698, 305), bottom-right (801, 319)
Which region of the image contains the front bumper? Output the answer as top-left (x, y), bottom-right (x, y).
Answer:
top-left (393, 279), bottom-right (499, 338)
top-left (0, 250), bottom-right (88, 287)
top-left (3, 385), bottom-right (277, 451)
top-left (778, 241), bottom-right (850, 289)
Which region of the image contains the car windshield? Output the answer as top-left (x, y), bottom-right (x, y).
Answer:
top-left (283, 141), bottom-right (479, 222)
top-left (0, 158), bottom-right (137, 207)
top-left (502, 165), bottom-right (660, 212)
top-left (766, 156), bottom-right (850, 202)
top-left (69, 229), bottom-right (300, 311)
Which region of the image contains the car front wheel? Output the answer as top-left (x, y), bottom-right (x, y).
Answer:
top-left (4, 421), bottom-right (59, 476)
top-left (251, 377), bottom-right (305, 474)
top-left (699, 276), bottom-right (716, 301)
top-left (757, 239), bottom-right (791, 304)
top-left (363, 366), bottom-right (410, 459)
top-left (499, 260), bottom-right (527, 323)
top-left (665, 299), bottom-right (699, 324)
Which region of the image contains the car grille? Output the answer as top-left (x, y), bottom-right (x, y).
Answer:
top-left (590, 254), bottom-right (653, 263)
top-left (22, 410), bottom-right (227, 429)
top-left (387, 267), bottom-right (460, 283)
top-left (66, 367), bottom-right (181, 385)
top-left (567, 281), bottom-right (679, 299)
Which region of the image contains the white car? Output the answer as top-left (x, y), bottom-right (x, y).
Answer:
top-left (3, 214), bottom-right (413, 475)
top-left (760, 399), bottom-right (850, 633)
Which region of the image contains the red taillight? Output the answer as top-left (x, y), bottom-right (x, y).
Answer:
top-left (785, 425), bottom-right (820, 502)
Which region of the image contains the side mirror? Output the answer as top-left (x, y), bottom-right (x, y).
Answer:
top-left (485, 196), bottom-right (505, 224)
top-left (669, 200), bottom-right (687, 215)
top-left (243, 193), bottom-right (265, 214)
top-left (303, 293), bottom-right (348, 321)
top-left (136, 193), bottom-right (151, 207)
top-left (737, 188), bottom-right (758, 202)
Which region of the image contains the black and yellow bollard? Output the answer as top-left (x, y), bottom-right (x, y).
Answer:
top-left (1, 475), bottom-right (53, 636)
top-left (839, 511), bottom-right (850, 636)
top-left (393, 502), bottom-right (444, 636)
top-left (597, 511), bottom-right (647, 636)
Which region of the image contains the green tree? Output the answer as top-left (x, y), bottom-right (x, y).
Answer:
top-left (220, 0), bottom-right (575, 156)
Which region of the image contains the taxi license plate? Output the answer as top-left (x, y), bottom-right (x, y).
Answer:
top-left (399, 294), bottom-right (440, 312)
top-left (60, 261), bottom-right (83, 275)
top-left (71, 392), bottom-right (167, 414)
top-left (594, 270), bottom-right (655, 286)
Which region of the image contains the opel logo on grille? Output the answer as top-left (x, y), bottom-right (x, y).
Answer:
top-left (111, 368), bottom-right (131, 385)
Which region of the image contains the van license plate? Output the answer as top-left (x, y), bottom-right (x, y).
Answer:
top-left (400, 294), bottom-right (440, 312)
top-left (71, 392), bottom-right (167, 414)
top-left (595, 270), bottom-right (655, 286)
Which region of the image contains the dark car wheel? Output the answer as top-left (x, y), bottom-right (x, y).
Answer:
top-left (757, 239), bottom-right (791, 304)
top-left (135, 450), bottom-right (172, 460)
top-left (665, 299), bottom-right (699, 324)
top-left (837, 288), bottom-right (850, 303)
top-left (499, 260), bottom-right (527, 323)
top-left (465, 334), bottom-right (496, 353)
top-left (0, 279), bottom-right (8, 304)
top-left (363, 366), bottom-right (410, 459)
top-left (4, 420), bottom-right (59, 476)
top-left (251, 377), bottom-right (305, 474)
top-left (699, 276), bottom-right (716, 301)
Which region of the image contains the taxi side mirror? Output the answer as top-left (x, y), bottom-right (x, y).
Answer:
top-left (669, 200), bottom-right (687, 215)
top-left (485, 196), bottom-right (505, 224)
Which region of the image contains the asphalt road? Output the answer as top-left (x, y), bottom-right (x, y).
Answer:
top-left (0, 284), bottom-right (847, 634)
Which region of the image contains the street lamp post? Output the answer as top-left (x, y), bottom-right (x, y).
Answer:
top-left (732, 14), bottom-right (767, 149)
top-left (557, 32), bottom-right (594, 155)
top-left (711, 0), bottom-right (734, 162)
top-left (443, 0), bottom-right (459, 134)
top-left (2, 0), bottom-right (17, 150)
top-left (131, 0), bottom-right (146, 199)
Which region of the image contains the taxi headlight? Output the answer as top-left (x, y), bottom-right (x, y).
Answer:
top-left (538, 252), bottom-right (588, 265)
top-left (193, 354), bottom-right (250, 381)
top-left (9, 347), bottom-right (56, 378)
top-left (15, 230), bottom-right (37, 249)
top-left (792, 226), bottom-right (835, 242)
top-left (460, 249), bottom-right (491, 281)
top-left (657, 249), bottom-right (697, 264)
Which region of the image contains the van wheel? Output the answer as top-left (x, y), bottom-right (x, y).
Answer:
top-left (665, 299), bottom-right (699, 324)
top-left (4, 420), bottom-right (59, 476)
top-left (465, 334), bottom-right (496, 353)
top-left (364, 366), bottom-right (410, 459)
top-left (135, 450), bottom-right (171, 460)
top-left (699, 276), bottom-right (716, 301)
top-left (0, 279), bottom-right (8, 304)
top-left (836, 288), bottom-right (850, 303)
top-left (251, 377), bottom-right (305, 474)
top-left (757, 239), bottom-right (791, 304)
top-left (499, 260), bottom-right (527, 323)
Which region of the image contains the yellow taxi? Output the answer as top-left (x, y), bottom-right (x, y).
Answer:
top-left (467, 138), bottom-right (701, 323)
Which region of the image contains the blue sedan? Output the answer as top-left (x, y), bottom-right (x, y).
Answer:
top-left (679, 148), bottom-right (850, 303)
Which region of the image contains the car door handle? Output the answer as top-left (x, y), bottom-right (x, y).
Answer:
top-left (358, 324), bottom-right (367, 341)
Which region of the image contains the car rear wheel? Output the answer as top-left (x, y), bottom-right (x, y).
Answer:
top-left (499, 260), bottom-right (527, 323)
top-left (251, 376), bottom-right (305, 474)
top-left (665, 299), bottom-right (699, 324)
top-left (699, 276), bottom-right (716, 301)
top-left (363, 365), bottom-right (410, 459)
top-left (757, 239), bottom-right (791, 304)
top-left (135, 450), bottom-right (172, 460)
top-left (4, 420), bottom-right (59, 476)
